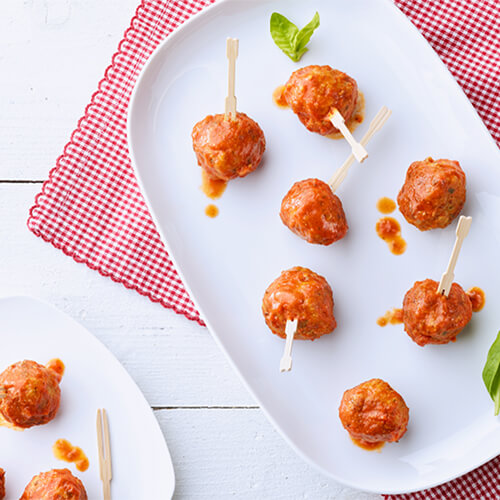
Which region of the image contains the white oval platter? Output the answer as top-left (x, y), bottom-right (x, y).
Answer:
top-left (128, 0), bottom-right (500, 493)
top-left (0, 296), bottom-right (175, 499)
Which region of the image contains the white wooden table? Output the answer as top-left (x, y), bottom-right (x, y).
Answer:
top-left (0, 2), bottom-right (379, 498)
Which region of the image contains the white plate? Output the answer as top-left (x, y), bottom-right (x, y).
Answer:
top-left (127, 0), bottom-right (500, 493)
top-left (0, 296), bottom-right (175, 499)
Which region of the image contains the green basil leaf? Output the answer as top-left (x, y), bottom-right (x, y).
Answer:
top-left (294, 12), bottom-right (320, 61)
top-left (270, 12), bottom-right (320, 62)
top-left (270, 13), bottom-right (300, 61)
top-left (482, 330), bottom-right (500, 416)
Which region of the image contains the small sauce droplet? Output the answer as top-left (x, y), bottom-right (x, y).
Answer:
top-left (272, 85), bottom-right (288, 108)
top-left (201, 170), bottom-right (227, 200)
top-left (376, 217), bottom-right (406, 255)
top-left (467, 287), bottom-right (485, 312)
top-left (53, 439), bottom-right (89, 472)
top-left (326, 91), bottom-right (365, 139)
top-left (377, 197), bottom-right (396, 214)
top-left (351, 436), bottom-right (385, 452)
top-left (205, 204), bottom-right (219, 218)
top-left (46, 359), bottom-right (65, 382)
top-left (377, 308), bottom-right (403, 327)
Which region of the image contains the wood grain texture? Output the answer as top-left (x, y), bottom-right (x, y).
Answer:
top-left (0, 1), bottom-right (377, 497)
top-left (157, 409), bottom-right (378, 499)
top-left (0, 0), bottom-right (138, 180)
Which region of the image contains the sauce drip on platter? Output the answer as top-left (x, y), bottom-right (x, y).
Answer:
top-left (376, 217), bottom-right (407, 255)
top-left (53, 439), bottom-right (89, 472)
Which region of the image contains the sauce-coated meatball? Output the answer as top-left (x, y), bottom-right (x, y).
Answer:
top-left (0, 360), bottom-right (62, 430)
top-left (280, 178), bottom-right (348, 245)
top-left (262, 267), bottom-right (336, 340)
top-left (0, 468), bottom-right (5, 500)
top-left (191, 112), bottom-right (266, 182)
top-left (20, 469), bottom-right (87, 500)
top-left (403, 279), bottom-right (472, 346)
top-left (397, 158), bottom-right (466, 231)
top-left (283, 65), bottom-right (358, 135)
top-left (339, 378), bottom-right (409, 447)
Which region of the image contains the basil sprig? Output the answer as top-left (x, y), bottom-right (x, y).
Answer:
top-left (482, 330), bottom-right (500, 415)
top-left (270, 12), bottom-right (320, 62)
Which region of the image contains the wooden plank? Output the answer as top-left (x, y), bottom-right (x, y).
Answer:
top-left (155, 408), bottom-right (378, 499)
top-left (0, 183), bottom-right (255, 406)
top-left (0, 0), bottom-right (138, 180)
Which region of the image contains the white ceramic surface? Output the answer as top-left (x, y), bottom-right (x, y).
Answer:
top-left (128, 0), bottom-right (500, 493)
top-left (0, 296), bottom-right (175, 499)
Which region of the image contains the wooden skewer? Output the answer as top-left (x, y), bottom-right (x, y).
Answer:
top-left (437, 215), bottom-right (472, 296)
top-left (224, 38), bottom-right (239, 120)
top-left (280, 319), bottom-right (298, 373)
top-left (97, 408), bottom-right (112, 500)
top-left (328, 106), bottom-right (392, 192)
top-left (330, 109), bottom-right (368, 162)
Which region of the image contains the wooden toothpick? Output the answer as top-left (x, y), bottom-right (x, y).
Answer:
top-left (328, 106), bottom-right (391, 192)
top-left (280, 319), bottom-right (298, 373)
top-left (225, 38), bottom-right (239, 120)
top-left (97, 408), bottom-right (112, 500)
top-left (330, 109), bottom-right (368, 162)
top-left (437, 215), bottom-right (472, 296)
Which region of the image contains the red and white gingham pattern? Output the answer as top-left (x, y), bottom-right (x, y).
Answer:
top-left (27, 0), bottom-right (499, 496)
top-left (396, 0), bottom-right (499, 144)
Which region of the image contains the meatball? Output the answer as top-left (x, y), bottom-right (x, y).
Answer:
top-left (0, 360), bottom-right (62, 430)
top-left (280, 178), bottom-right (348, 245)
top-left (403, 279), bottom-right (472, 346)
top-left (0, 468), bottom-right (5, 500)
top-left (191, 112), bottom-right (266, 182)
top-left (262, 266), bottom-right (336, 340)
top-left (339, 378), bottom-right (409, 448)
top-left (397, 158), bottom-right (466, 230)
top-left (283, 65), bottom-right (358, 135)
top-left (20, 469), bottom-right (87, 500)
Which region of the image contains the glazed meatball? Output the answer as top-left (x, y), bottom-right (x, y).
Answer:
top-left (0, 360), bottom-right (62, 430)
top-left (397, 158), bottom-right (466, 230)
top-left (20, 469), bottom-right (87, 500)
top-left (339, 378), bottom-right (409, 447)
top-left (262, 266), bottom-right (336, 340)
top-left (403, 279), bottom-right (472, 346)
top-left (0, 468), bottom-right (5, 500)
top-left (283, 65), bottom-right (358, 135)
top-left (280, 178), bottom-right (348, 245)
top-left (191, 112), bottom-right (266, 182)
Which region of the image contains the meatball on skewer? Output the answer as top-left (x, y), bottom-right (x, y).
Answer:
top-left (20, 469), bottom-right (87, 500)
top-left (0, 359), bottom-right (63, 430)
top-left (403, 216), bottom-right (473, 346)
top-left (280, 107), bottom-right (391, 246)
top-left (192, 39), bottom-right (266, 199)
top-left (262, 267), bottom-right (336, 371)
top-left (339, 379), bottom-right (409, 450)
top-left (398, 157), bottom-right (466, 230)
top-left (282, 65), bottom-right (367, 161)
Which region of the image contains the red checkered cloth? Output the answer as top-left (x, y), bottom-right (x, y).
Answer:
top-left (27, 0), bottom-right (499, 496)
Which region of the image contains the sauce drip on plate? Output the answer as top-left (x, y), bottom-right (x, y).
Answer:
top-left (53, 439), bottom-right (89, 472)
top-left (201, 170), bottom-right (227, 200)
top-left (46, 358), bottom-right (65, 381)
top-left (467, 287), bottom-right (485, 312)
top-left (205, 204), bottom-right (219, 218)
top-left (272, 85), bottom-right (288, 108)
top-left (377, 308), bottom-right (403, 327)
top-left (376, 197), bottom-right (396, 214)
top-left (351, 436), bottom-right (385, 452)
top-left (376, 217), bottom-right (407, 255)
